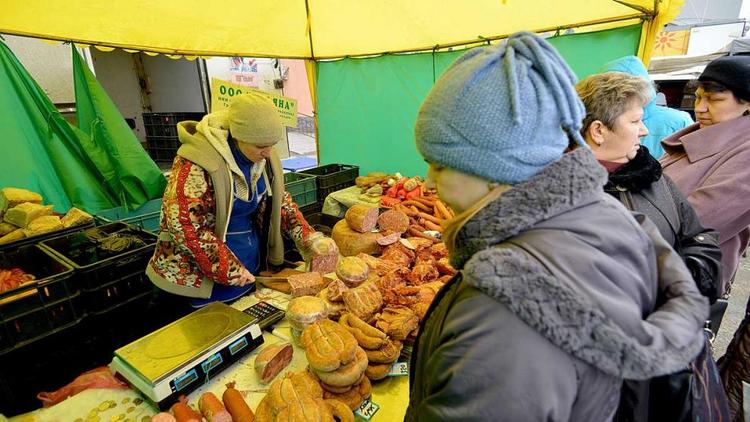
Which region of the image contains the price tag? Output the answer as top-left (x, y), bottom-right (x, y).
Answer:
top-left (355, 398), bottom-right (380, 420)
top-left (387, 361), bottom-right (409, 377)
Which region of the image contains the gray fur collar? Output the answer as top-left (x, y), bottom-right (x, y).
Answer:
top-left (462, 246), bottom-right (703, 379)
top-left (451, 148), bottom-right (607, 269)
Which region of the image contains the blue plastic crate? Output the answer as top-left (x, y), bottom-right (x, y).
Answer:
top-left (282, 156), bottom-right (318, 172)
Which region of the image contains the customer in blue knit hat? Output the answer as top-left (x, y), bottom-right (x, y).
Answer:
top-left (405, 32), bottom-right (708, 421)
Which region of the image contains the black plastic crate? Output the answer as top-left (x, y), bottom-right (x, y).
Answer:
top-left (0, 293), bottom-right (84, 353)
top-left (284, 172), bottom-right (318, 208)
top-left (0, 318), bottom-right (95, 416)
top-left (299, 164), bottom-right (359, 200)
top-left (143, 112), bottom-right (204, 138)
top-left (0, 245), bottom-right (77, 320)
top-left (299, 202), bottom-right (323, 217)
top-left (304, 212), bottom-right (342, 237)
top-left (145, 135), bottom-right (181, 163)
top-left (39, 223), bottom-right (157, 313)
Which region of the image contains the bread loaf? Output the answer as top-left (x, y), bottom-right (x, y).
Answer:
top-left (61, 207), bottom-right (93, 228)
top-left (322, 375), bottom-right (372, 410)
top-left (0, 188), bottom-right (42, 213)
top-left (335, 256), bottom-right (369, 287)
top-left (311, 346), bottom-right (368, 387)
top-left (4, 203), bottom-right (53, 228)
top-left (375, 306), bottom-right (420, 341)
top-left (332, 220), bottom-right (380, 257)
top-left (342, 281), bottom-right (383, 322)
top-left (286, 296), bottom-right (328, 331)
top-left (23, 215), bottom-right (63, 237)
top-left (301, 320), bottom-right (358, 372)
top-left (344, 205), bottom-right (379, 233)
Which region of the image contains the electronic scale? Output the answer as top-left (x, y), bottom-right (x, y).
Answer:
top-left (110, 302), bottom-right (264, 410)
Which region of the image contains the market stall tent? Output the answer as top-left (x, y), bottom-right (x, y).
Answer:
top-left (0, 0), bottom-right (684, 176)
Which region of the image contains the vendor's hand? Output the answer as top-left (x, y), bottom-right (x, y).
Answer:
top-left (231, 267), bottom-right (256, 286)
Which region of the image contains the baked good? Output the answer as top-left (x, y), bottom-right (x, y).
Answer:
top-left (342, 281), bottom-right (383, 322)
top-left (288, 271), bottom-right (326, 297)
top-left (255, 342), bottom-right (294, 384)
top-left (0, 228), bottom-right (25, 245)
top-left (316, 287), bottom-right (346, 320)
top-left (22, 215), bottom-right (63, 237)
top-left (375, 306), bottom-right (420, 341)
top-left (364, 339), bottom-right (402, 364)
top-left (0, 222), bottom-right (18, 236)
top-left (286, 296), bottom-right (328, 331)
top-left (339, 313), bottom-right (387, 350)
top-left (322, 376), bottom-right (372, 411)
top-left (301, 320), bottom-right (358, 372)
top-left (326, 279), bottom-right (348, 302)
top-left (344, 205), bottom-right (379, 233)
top-left (365, 362), bottom-right (392, 381)
top-left (311, 346), bottom-right (368, 387)
top-left (325, 399), bottom-right (355, 422)
top-left (261, 373), bottom-right (331, 421)
top-left (0, 188), bottom-right (42, 213)
top-left (332, 220), bottom-right (381, 257)
top-left (356, 253), bottom-right (401, 277)
top-left (60, 207), bottom-right (93, 228)
top-left (4, 203), bottom-right (53, 228)
top-left (377, 209), bottom-right (409, 234)
top-left (335, 256), bottom-right (369, 287)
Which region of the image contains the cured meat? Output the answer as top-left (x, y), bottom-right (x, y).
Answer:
top-left (377, 210), bottom-right (409, 234)
top-left (375, 268), bottom-right (409, 292)
top-left (310, 251), bottom-right (338, 275)
top-left (326, 279), bottom-right (349, 302)
top-left (380, 243), bottom-right (415, 268)
top-left (332, 220), bottom-right (381, 257)
top-left (342, 281), bottom-right (384, 322)
top-left (345, 205), bottom-right (379, 233)
top-left (288, 272), bottom-right (325, 297)
top-left (356, 253), bottom-right (401, 276)
top-left (375, 306), bottom-right (420, 341)
top-left (376, 230), bottom-right (401, 246)
top-left (199, 392), bottom-right (232, 422)
top-left (407, 261), bottom-right (440, 285)
top-left (430, 243), bottom-right (449, 260)
top-left (255, 343), bottom-right (294, 384)
top-left (436, 257), bottom-right (456, 275)
top-left (0, 267), bottom-right (35, 293)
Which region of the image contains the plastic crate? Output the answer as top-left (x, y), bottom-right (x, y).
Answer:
top-left (0, 245), bottom-right (81, 353)
top-left (0, 318), bottom-right (94, 416)
top-left (145, 135), bottom-right (180, 163)
top-left (281, 156), bottom-right (317, 172)
top-left (298, 164), bottom-right (360, 201)
top-left (304, 212), bottom-right (342, 237)
top-left (299, 202), bottom-right (323, 217)
top-left (95, 198), bottom-right (163, 233)
top-left (142, 112), bottom-right (205, 138)
top-left (284, 172), bottom-right (318, 208)
top-left (39, 223), bottom-right (157, 314)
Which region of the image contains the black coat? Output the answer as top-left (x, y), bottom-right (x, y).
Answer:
top-left (603, 146), bottom-right (722, 303)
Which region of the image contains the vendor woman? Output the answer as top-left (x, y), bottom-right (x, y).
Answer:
top-left (147, 93), bottom-right (337, 307)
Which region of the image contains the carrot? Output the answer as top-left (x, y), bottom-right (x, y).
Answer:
top-left (199, 392), bottom-right (232, 422)
top-left (410, 205), bottom-right (421, 215)
top-left (434, 200), bottom-right (452, 220)
top-left (171, 401), bottom-right (201, 422)
top-left (402, 200), bottom-right (431, 212)
top-left (417, 212), bottom-right (442, 225)
top-left (396, 204), bottom-right (418, 218)
top-left (223, 382), bottom-right (255, 422)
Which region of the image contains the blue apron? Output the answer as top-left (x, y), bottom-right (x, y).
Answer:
top-left (189, 142), bottom-right (266, 308)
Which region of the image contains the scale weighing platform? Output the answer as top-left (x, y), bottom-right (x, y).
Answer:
top-left (111, 302), bottom-right (264, 410)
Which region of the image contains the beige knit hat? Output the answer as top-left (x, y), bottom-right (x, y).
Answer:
top-left (228, 92), bottom-right (284, 145)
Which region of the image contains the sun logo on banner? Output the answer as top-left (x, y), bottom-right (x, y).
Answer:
top-left (653, 30), bottom-right (690, 57)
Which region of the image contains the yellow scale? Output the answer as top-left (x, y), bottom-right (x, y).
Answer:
top-left (110, 302), bottom-right (264, 410)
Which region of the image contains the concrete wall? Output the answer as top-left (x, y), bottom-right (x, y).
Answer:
top-left (90, 49), bottom-right (148, 141)
top-left (3, 35), bottom-right (74, 104)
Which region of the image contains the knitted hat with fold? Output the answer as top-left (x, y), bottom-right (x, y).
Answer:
top-left (415, 32), bottom-right (587, 184)
top-left (228, 91), bottom-right (285, 145)
top-left (699, 55), bottom-right (750, 102)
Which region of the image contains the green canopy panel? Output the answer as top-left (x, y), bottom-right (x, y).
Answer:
top-left (316, 24), bottom-right (642, 178)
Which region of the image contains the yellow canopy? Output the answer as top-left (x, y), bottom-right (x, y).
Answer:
top-left (1, 0), bottom-right (682, 61)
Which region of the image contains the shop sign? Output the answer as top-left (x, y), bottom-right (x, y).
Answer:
top-left (210, 78), bottom-right (298, 127)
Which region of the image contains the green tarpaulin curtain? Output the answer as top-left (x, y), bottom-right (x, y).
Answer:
top-left (0, 40), bottom-right (117, 213)
top-left (316, 25), bottom-right (643, 177)
top-left (72, 46), bottom-right (166, 210)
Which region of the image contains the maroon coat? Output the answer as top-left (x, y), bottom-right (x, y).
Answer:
top-left (660, 116), bottom-right (750, 294)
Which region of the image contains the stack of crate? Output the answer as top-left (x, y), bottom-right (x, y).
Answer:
top-left (143, 112), bottom-right (205, 163)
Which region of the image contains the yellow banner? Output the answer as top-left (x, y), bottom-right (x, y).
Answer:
top-left (210, 78), bottom-right (298, 127)
top-left (652, 29), bottom-right (690, 57)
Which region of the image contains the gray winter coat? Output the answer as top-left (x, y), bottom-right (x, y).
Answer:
top-left (405, 149), bottom-right (709, 422)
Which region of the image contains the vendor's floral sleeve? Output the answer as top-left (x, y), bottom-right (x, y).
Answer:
top-left (280, 191), bottom-right (316, 254)
top-left (151, 157), bottom-right (253, 287)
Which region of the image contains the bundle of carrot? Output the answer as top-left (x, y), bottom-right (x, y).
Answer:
top-left (392, 189), bottom-right (454, 240)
